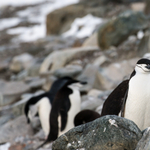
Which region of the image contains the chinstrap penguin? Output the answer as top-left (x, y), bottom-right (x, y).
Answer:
top-left (74, 109), bottom-right (101, 126)
top-left (37, 78), bottom-right (86, 148)
top-left (24, 76), bottom-right (73, 137)
top-left (101, 58), bottom-right (150, 131)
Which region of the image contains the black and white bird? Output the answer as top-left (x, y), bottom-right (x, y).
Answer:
top-left (74, 109), bottom-right (101, 126)
top-left (37, 78), bottom-right (86, 148)
top-left (101, 58), bottom-right (150, 131)
top-left (24, 76), bottom-right (72, 137)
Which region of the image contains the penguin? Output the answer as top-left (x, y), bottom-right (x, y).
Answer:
top-left (24, 76), bottom-right (73, 137)
top-left (37, 78), bottom-right (86, 148)
top-left (101, 58), bottom-right (150, 131)
top-left (74, 109), bottom-right (101, 126)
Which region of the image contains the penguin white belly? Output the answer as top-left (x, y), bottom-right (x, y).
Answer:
top-left (124, 74), bottom-right (150, 130)
top-left (37, 97), bottom-right (51, 136)
top-left (58, 89), bottom-right (81, 136)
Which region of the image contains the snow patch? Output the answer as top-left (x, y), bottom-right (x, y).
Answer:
top-left (6, 0), bottom-right (79, 42)
top-left (0, 18), bottom-right (20, 31)
top-left (62, 14), bottom-right (103, 38)
top-left (0, 143), bottom-right (10, 150)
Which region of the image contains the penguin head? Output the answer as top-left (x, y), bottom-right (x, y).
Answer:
top-left (67, 79), bottom-right (87, 90)
top-left (135, 58), bottom-right (150, 73)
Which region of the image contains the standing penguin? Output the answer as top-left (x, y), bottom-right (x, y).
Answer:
top-left (37, 78), bottom-right (86, 148)
top-left (101, 58), bottom-right (150, 131)
top-left (24, 76), bottom-right (72, 137)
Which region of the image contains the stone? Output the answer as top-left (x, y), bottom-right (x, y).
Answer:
top-left (46, 1), bottom-right (106, 35)
top-left (77, 64), bottom-right (102, 92)
top-left (98, 11), bottom-right (149, 50)
top-left (93, 55), bottom-right (109, 66)
top-left (40, 46), bottom-right (99, 74)
top-left (145, 0), bottom-right (150, 15)
top-left (0, 90), bottom-right (44, 118)
top-left (27, 77), bottom-right (46, 89)
top-left (0, 115), bottom-right (34, 143)
top-left (82, 33), bottom-right (98, 47)
top-left (135, 127), bottom-right (150, 150)
top-left (81, 89), bottom-right (104, 110)
top-left (52, 115), bottom-right (142, 150)
top-left (138, 29), bottom-right (150, 57)
top-left (130, 2), bottom-right (145, 12)
top-left (9, 53), bottom-right (34, 73)
top-left (0, 80), bottom-right (30, 106)
top-left (97, 58), bottom-right (139, 90)
top-left (27, 63), bottom-right (41, 77)
top-left (54, 65), bottom-right (82, 78)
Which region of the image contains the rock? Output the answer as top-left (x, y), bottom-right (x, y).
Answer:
top-left (0, 115), bottom-right (13, 127)
top-left (40, 46), bottom-right (99, 74)
top-left (82, 33), bottom-right (98, 47)
top-left (77, 64), bottom-right (102, 92)
top-left (96, 58), bottom-right (139, 90)
top-left (145, 0), bottom-right (150, 15)
top-left (138, 29), bottom-right (150, 57)
top-left (27, 63), bottom-right (41, 77)
top-left (46, 1), bottom-right (106, 35)
top-left (0, 80), bottom-right (30, 106)
top-left (81, 89), bottom-right (104, 110)
top-left (9, 53), bottom-right (34, 73)
top-left (0, 115), bottom-right (34, 143)
top-left (54, 65), bottom-right (82, 78)
top-left (46, 4), bottom-right (85, 35)
top-left (135, 127), bottom-right (150, 150)
top-left (98, 11), bottom-right (149, 50)
top-left (0, 59), bottom-right (9, 72)
top-left (27, 77), bottom-right (46, 90)
top-left (52, 115), bottom-right (142, 150)
top-left (42, 76), bottom-right (57, 91)
top-left (93, 55), bottom-right (109, 66)
top-left (130, 2), bottom-right (145, 12)
top-left (0, 90), bottom-right (44, 118)
top-left (9, 144), bottom-right (25, 150)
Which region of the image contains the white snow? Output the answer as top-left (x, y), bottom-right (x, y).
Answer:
top-left (7, 24), bottom-right (45, 42)
top-left (62, 14), bottom-right (103, 38)
top-left (3, 0), bottom-right (103, 42)
top-left (0, 143), bottom-right (10, 150)
top-left (5, 0), bottom-right (79, 42)
top-left (0, 0), bottom-right (49, 7)
top-left (137, 30), bottom-right (144, 39)
top-left (0, 18), bottom-right (20, 31)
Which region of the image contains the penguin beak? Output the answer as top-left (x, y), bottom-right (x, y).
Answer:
top-left (80, 81), bottom-right (87, 85)
top-left (145, 65), bottom-right (150, 70)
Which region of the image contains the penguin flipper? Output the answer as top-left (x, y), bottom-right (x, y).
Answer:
top-left (60, 96), bottom-right (71, 131)
top-left (101, 79), bottom-right (129, 116)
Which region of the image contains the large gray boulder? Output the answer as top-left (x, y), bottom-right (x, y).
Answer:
top-left (98, 11), bottom-right (148, 50)
top-left (40, 47), bottom-right (99, 74)
top-left (0, 115), bottom-right (33, 143)
top-left (52, 115), bottom-right (142, 150)
top-left (135, 127), bottom-right (150, 150)
top-left (0, 80), bottom-right (30, 106)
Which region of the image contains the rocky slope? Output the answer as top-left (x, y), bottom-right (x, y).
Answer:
top-left (0, 0), bottom-right (150, 150)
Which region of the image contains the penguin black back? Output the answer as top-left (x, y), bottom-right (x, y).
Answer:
top-left (101, 79), bottom-right (129, 116)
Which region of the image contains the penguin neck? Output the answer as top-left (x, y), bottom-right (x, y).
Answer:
top-left (37, 97), bottom-right (51, 136)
